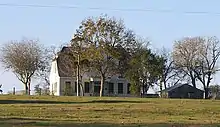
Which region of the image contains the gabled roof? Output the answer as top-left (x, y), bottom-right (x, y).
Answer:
top-left (161, 83), bottom-right (204, 92)
top-left (163, 83), bottom-right (187, 92)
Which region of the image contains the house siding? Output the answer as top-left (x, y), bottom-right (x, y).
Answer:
top-left (50, 57), bottom-right (133, 97)
top-left (59, 77), bottom-right (76, 96)
top-left (51, 76), bottom-right (132, 97)
top-left (49, 60), bottom-right (60, 96)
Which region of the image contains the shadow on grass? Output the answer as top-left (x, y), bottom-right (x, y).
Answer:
top-left (0, 118), bottom-right (218, 127)
top-left (0, 99), bottom-right (144, 104)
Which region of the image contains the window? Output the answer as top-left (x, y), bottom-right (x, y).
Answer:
top-left (84, 82), bottom-right (90, 93)
top-left (127, 83), bottom-right (131, 94)
top-left (65, 81), bottom-right (71, 88)
top-left (75, 82), bottom-right (80, 93)
top-left (94, 81), bottom-right (101, 85)
top-left (118, 83), bottom-right (123, 94)
top-left (75, 82), bottom-right (77, 92)
top-left (94, 86), bottom-right (100, 93)
top-left (109, 83), bottom-right (114, 93)
top-left (64, 81), bottom-right (72, 96)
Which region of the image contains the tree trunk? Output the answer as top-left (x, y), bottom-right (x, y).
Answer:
top-left (76, 54), bottom-right (80, 97)
top-left (189, 71), bottom-right (196, 88)
top-left (25, 83), bottom-right (28, 95)
top-left (142, 81), bottom-right (145, 98)
top-left (160, 80), bottom-right (163, 98)
top-left (80, 84), bottom-right (84, 96)
top-left (191, 76), bottom-right (196, 88)
top-left (163, 79), bottom-right (167, 90)
top-left (204, 87), bottom-right (209, 99)
top-left (100, 75), bottom-right (105, 97)
top-left (28, 79), bottom-right (31, 95)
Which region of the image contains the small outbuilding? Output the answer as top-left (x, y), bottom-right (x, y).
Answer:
top-left (161, 83), bottom-right (204, 99)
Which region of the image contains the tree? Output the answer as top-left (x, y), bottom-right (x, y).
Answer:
top-left (73, 15), bottom-right (137, 97)
top-left (0, 38), bottom-right (44, 95)
top-left (158, 48), bottom-right (187, 92)
top-left (126, 44), bottom-right (162, 97)
top-left (192, 37), bottom-right (220, 99)
top-left (173, 36), bottom-right (220, 99)
top-left (158, 48), bottom-right (173, 90)
top-left (70, 38), bottom-right (91, 97)
top-left (36, 46), bottom-right (57, 95)
top-left (172, 37), bottom-right (204, 88)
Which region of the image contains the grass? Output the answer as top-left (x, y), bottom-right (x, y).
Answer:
top-left (0, 96), bottom-right (220, 127)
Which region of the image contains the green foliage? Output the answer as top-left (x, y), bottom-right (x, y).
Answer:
top-left (129, 82), bottom-right (140, 95)
top-left (72, 15), bottom-right (138, 97)
top-left (126, 45), bottom-right (164, 94)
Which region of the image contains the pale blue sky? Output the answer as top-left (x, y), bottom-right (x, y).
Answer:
top-left (1, 0), bottom-right (220, 93)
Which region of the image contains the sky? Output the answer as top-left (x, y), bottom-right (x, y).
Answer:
top-left (1, 0), bottom-right (220, 94)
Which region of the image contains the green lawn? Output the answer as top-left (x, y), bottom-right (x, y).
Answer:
top-left (0, 95), bottom-right (220, 127)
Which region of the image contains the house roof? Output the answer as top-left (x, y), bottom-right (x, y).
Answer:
top-left (161, 83), bottom-right (204, 92)
top-left (56, 46), bottom-right (77, 77)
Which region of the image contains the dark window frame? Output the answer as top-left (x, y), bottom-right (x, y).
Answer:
top-left (84, 82), bottom-right (90, 93)
top-left (118, 83), bottom-right (123, 94)
top-left (108, 82), bottom-right (114, 94)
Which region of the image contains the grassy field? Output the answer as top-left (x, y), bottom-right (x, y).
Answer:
top-left (0, 96), bottom-right (220, 127)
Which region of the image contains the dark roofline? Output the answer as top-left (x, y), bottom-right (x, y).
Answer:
top-left (161, 83), bottom-right (204, 92)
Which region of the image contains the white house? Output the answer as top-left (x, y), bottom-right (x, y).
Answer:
top-left (49, 46), bottom-right (132, 96)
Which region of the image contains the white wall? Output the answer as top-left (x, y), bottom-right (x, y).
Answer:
top-left (49, 60), bottom-right (60, 96)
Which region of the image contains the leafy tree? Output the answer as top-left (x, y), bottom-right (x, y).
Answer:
top-left (73, 15), bottom-right (137, 97)
top-left (70, 37), bottom-right (91, 96)
top-left (126, 44), bottom-right (162, 96)
top-left (0, 38), bottom-right (44, 95)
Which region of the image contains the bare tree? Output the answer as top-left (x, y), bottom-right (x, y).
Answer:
top-left (36, 46), bottom-right (57, 95)
top-left (172, 37), bottom-right (204, 88)
top-left (158, 48), bottom-right (175, 90)
top-left (192, 36), bottom-right (220, 99)
top-left (173, 36), bottom-right (220, 99)
top-left (0, 38), bottom-right (44, 95)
